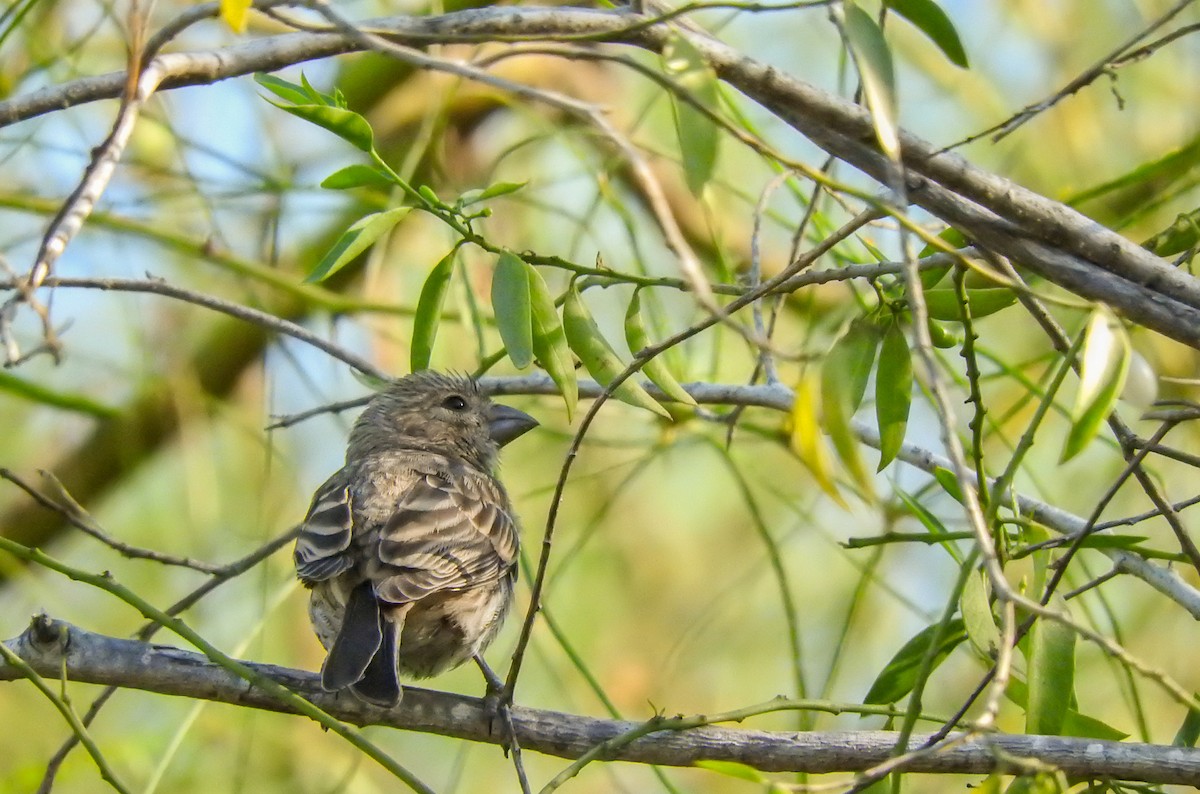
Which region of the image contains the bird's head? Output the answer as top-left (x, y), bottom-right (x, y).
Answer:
top-left (347, 371), bottom-right (538, 468)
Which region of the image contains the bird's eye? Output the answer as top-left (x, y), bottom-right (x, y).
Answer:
top-left (441, 395), bottom-right (468, 411)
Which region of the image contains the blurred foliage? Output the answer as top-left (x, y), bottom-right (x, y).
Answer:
top-left (1, 0), bottom-right (1199, 792)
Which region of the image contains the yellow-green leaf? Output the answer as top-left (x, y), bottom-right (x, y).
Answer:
top-left (321, 164), bottom-right (395, 190)
top-left (693, 760), bottom-right (764, 782)
top-left (624, 290), bottom-right (697, 406)
top-left (306, 207), bottom-right (410, 283)
top-left (1062, 308), bottom-right (1129, 462)
top-left (527, 266), bottom-right (578, 420)
top-left (410, 251), bottom-right (457, 373)
top-left (959, 567), bottom-right (1000, 661)
top-left (268, 102), bottom-right (375, 152)
top-left (563, 285), bottom-right (671, 419)
top-left (924, 287), bottom-right (1017, 321)
top-left (491, 252), bottom-right (535, 370)
top-left (843, 4), bottom-right (900, 159)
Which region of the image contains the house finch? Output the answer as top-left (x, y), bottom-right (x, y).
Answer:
top-left (294, 371), bottom-right (538, 706)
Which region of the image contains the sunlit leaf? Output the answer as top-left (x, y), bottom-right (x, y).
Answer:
top-left (1142, 206), bottom-right (1200, 256)
top-left (527, 266), bottom-right (578, 420)
top-left (875, 319), bottom-right (912, 470)
top-left (564, 284), bottom-right (671, 419)
top-left (843, 4), bottom-right (900, 159)
top-left (924, 287), bottom-right (1016, 321)
top-left (254, 73), bottom-right (311, 105)
top-left (305, 207), bottom-right (410, 283)
top-left (662, 34), bottom-right (721, 195)
top-left (624, 290), bottom-right (697, 406)
top-left (864, 618), bottom-right (967, 704)
top-left (321, 164), bottom-right (395, 190)
top-left (458, 181), bottom-right (528, 207)
top-left (693, 760), bottom-right (765, 782)
top-left (1062, 308), bottom-right (1130, 462)
top-left (1173, 698), bottom-right (1200, 747)
top-left (267, 102), bottom-right (375, 152)
top-left (885, 0), bottom-right (969, 68)
top-left (789, 373), bottom-right (844, 506)
top-left (410, 251), bottom-right (457, 372)
top-left (491, 252), bottom-right (535, 369)
top-left (219, 0), bottom-right (251, 33)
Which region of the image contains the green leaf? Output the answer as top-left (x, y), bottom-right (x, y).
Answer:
top-left (917, 228), bottom-right (969, 288)
top-left (458, 181), bottom-right (528, 207)
top-left (1142, 207), bottom-right (1200, 256)
top-left (527, 266), bottom-right (578, 420)
top-left (1062, 308), bottom-right (1130, 462)
top-left (1173, 697), bottom-right (1200, 747)
top-left (0, 370), bottom-right (117, 417)
top-left (875, 319), bottom-right (912, 470)
top-left (843, 4), bottom-right (900, 159)
top-left (885, 0), bottom-right (969, 68)
top-left (1025, 611), bottom-right (1076, 736)
top-left (933, 466), bottom-right (964, 503)
top-left (693, 760), bottom-right (765, 782)
top-left (564, 284), bottom-right (671, 419)
top-left (491, 252), bottom-right (535, 370)
top-left (924, 287), bottom-right (1016, 321)
top-left (268, 102), bottom-right (375, 152)
top-left (254, 73), bottom-right (313, 105)
top-left (410, 251), bottom-right (457, 373)
top-left (306, 207), bottom-right (410, 283)
top-left (624, 290), bottom-right (697, 406)
top-left (321, 164), bottom-right (396, 190)
top-left (959, 567), bottom-right (1000, 660)
top-left (864, 618), bottom-right (967, 704)
top-left (1005, 678), bottom-right (1127, 740)
top-left (662, 34), bottom-right (721, 195)
top-left (349, 368), bottom-right (391, 393)
top-left (821, 318), bottom-right (881, 492)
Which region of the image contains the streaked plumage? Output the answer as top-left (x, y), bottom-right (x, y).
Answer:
top-left (294, 371), bottom-right (537, 706)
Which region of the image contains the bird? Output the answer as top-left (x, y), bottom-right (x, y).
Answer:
top-left (294, 371), bottom-right (538, 707)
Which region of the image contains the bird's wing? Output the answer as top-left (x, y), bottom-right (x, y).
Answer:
top-left (294, 469), bottom-right (356, 584)
top-left (372, 468), bottom-right (518, 604)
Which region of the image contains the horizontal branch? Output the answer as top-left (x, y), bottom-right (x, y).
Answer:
top-left (3, 618), bottom-right (1199, 784)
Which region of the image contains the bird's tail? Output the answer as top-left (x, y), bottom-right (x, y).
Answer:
top-left (321, 582), bottom-right (407, 707)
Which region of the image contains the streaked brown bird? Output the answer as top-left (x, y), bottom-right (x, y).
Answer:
top-left (294, 371), bottom-right (537, 706)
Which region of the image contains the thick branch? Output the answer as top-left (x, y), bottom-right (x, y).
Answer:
top-left (3, 618), bottom-right (1199, 784)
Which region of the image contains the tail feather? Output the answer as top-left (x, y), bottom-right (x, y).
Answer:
top-left (353, 607), bottom-right (407, 707)
top-left (321, 582), bottom-right (383, 692)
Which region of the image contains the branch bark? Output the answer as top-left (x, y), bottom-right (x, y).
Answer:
top-left (3, 617), bottom-right (1199, 785)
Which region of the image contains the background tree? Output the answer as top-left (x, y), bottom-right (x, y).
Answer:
top-left (2, 1), bottom-right (1200, 792)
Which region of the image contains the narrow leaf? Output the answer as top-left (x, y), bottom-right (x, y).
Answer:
top-left (1062, 308), bottom-right (1130, 461)
top-left (790, 373), bottom-right (845, 505)
top-left (527, 266), bottom-right (578, 420)
top-left (321, 164), bottom-right (395, 190)
top-left (1143, 206), bottom-right (1200, 256)
top-left (662, 34), bottom-right (721, 195)
top-left (924, 287), bottom-right (1016, 321)
top-left (1025, 612), bottom-right (1077, 736)
top-left (693, 760), bottom-right (764, 782)
top-left (864, 618), bottom-right (967, 704)
top-left (254, 73), bottom-right (311, 105)
top-left (624, 291), bottom-right (697, 406)
top-left (563, 285), bottom-right (671, 419)
top-left (410, 252), bottom-right (457, 372)
top-left (843, 5), bottom-right (900, 159)
top-left (269, 102), bottom-right (375, 152)
top-left (959, 567), bottom-right (1000, 660)
top-left (491, 252), bottom-right (535, 369)
top-left (821, 319), bottom-right (881, 493)
top-left (306, 207), bottom-right (410, 283)
top-left (875, 319), bottom-right (912, 470)
top-left (885, 0), bottom-right (969, 68)
top-left (459, 181), bottom-right (528, 207)
top-left (1173, 698), bottom-right (1200, 747)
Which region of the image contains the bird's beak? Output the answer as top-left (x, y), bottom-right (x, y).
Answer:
top-left (488, 403), bottom-right (538, 447)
